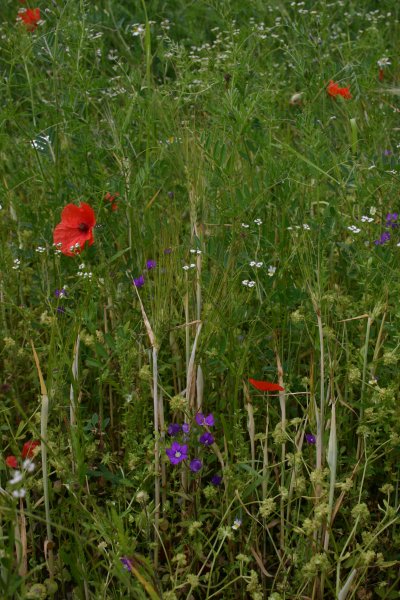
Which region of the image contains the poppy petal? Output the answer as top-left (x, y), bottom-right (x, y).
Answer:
top-left (249, 378), bottom-right (285, 392)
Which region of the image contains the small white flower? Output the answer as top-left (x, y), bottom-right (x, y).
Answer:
top-left (242, 280), bottom-right (249, 286)
top-left (247, 281), bottom-right (256, 287)
top-left (268, 266), bottom-right (276, 277)
top-left (232, 518), bottom-right (242, 530)
top-left (377, 57), bottom-right (391, 68)
top-left (361, 216), bottom-right (373, 223)
top-left (302, 223), bottom-right (310, 230)
top-left (370, 206), bottom-right (377, 216)
top-left (255, 262), bottom-right (263, 268)
top-left (79, 263), bottom-right (85, 270)
top-left (190, 249), bottom-right (202, 254)
top-left (12, 488), bottom-right (26, 499)
top-left (22, 459), bottom-right (35, 473)
top-left (254, 218), bottom-right (262, 225)
top-left (35, 246), bottom-right (46, 253)
top-left (132, 24), bottom-right (145, 36)
top-left (9, 470), bottom-right (23, 485)
top-left (348, 226), bottom-right (361, 233)
top-left (241, 223), bottom-right (249, 228)
top-left (249, 261), bottom-right (256, 267)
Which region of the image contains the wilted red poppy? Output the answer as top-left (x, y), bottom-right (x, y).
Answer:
top-left (18, 8), bottom-right (41, 30)
top-left (5, 455), bottom-right (18, 468)
top-left (22, 440), bottom-right (40, 459)
top-left (104, 192), bottom-right (119, 211)
top-left (53, 203), bottom-right (96, 256)
top-left (249, 378), bottom-right (285, 392)
top-left (327, 80), bottom-right (352, 100)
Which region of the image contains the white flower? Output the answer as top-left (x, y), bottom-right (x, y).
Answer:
top-left (35, 246), bottom-right (46, 253)
top-left (377, 57), bottom-right (391, 68)
top-left (241, 223), bottom-right (249, 228)
top-left (232, 518), bottom-right (242, 530)
top-left (268, 266), bottom-right (276, 277)
top-left (370, 206), bottom-right (377, 216)
top-left (12, 488), bottom-right (26, 499)
top-left (250, 261), bottom-right (263, 268)
top-left (302, 223), bottom-right (310, 230)
top-left (361, 216), bottom-right (373, 223)
top-left (79, 263), bottom-right (85, 270)
top-left (348, 226), bottom-right (361, 233)
top-left (183, 264), bottom-right (196, 271)
top-left (132, 24), bottom-right (145, 36)
top-left (9, 470), bottom-right (23, 485)
top-left (254, 218), bottom-right (263, 225)
top-left (22, 459), bottom-right (35, 473)
top-left (190, 249), bottom-right (202, 254)
top-left (242, 280), bottom-right (256, 288)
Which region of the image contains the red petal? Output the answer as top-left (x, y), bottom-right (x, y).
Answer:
top-left (22, 440), bottom-right (40, 458)
top-left (59, 203), bottom-right (95, 228)
top-left (249, 378), bottom-right (285, 392)
top-left (6, 455), bottom-right (18, 468)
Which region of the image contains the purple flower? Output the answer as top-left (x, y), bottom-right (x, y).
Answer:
top-left (146, 260), bottom-right (156, 270)
top-left (166, 441), bottom-right (188, 465)
top-left (210, 474), bottom-right (222, 486)
top-left (305, 433), bottom-right (316, 444)
top-left (182, 423), bottom-right (190, 434)
top-left (55, 288), bottom-right (67, 298)
top-left (167, 423), bottom-right (181, 436)
top-left (385, 213), bottom-right (398, 228)
top-left (121, 557), bottom-right (132, 571)
top-left (195, 413), bottom-right (215, 427)
top-left (190, 458), bottom-right (202, 473)
top-left (164, 248), bottom-right (172, 255)
top-left (133, 275), bottom-right (145, 288)
top-left (374, 231), bottom-right (391, 245)
top-left (200, 432), bottom-right (214, 446)
top-left (57, 306), bottom-right (66, 314)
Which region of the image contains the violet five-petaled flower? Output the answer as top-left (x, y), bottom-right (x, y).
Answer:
top-left (182, 423), bottom-right (190, 433)
top-left (195, 413), bottom-right (215, 427)
top-left (166, 441), bottom-right (188, 465)
top-left (199, 432), bottom-right (214, 446)
top-left (133, 275), bottom-right (145, 288)
top-left (167, 423), bottom-right (181, 436)
top-left (146, 259), bottom-right (156, 270)
top-left (190, 458), bottom-right (203, 473)
top-left (305, 433), bottom-right (316, 444)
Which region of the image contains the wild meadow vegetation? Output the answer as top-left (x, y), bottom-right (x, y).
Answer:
top-left (1, 0), bottom-right (400, 598)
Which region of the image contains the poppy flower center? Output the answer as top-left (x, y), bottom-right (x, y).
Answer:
top-left (78, 222), bottom-right (89, 232)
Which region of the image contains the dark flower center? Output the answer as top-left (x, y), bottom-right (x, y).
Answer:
top-left (78, 222), bottom-right (89, 232)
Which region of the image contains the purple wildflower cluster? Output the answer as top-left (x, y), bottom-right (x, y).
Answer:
top-left (133, 259), bottom-right (156, 288)
top-left (165, 412), bottom-right (221, 482)
top-left (374, 212), bottom-right (398, 245)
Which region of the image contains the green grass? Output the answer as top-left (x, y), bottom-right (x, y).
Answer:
top-left (1, 0), bottom-right (400, 598)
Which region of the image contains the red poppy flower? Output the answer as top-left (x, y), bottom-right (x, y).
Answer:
top-left (6, 455), bottom-right (18, 468)
top-left (18, 8), bottom-right (41, 31)
top-left (21, 440), bottom-right (40, 459)
top-left (104, 192), bottom-right (119, 211)
top-left (326, 80), bottom-right (352, 100)
top-left (53, 203), bottom-right (96, 256)
top-left (249, 378), bottom-right (285, 392)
